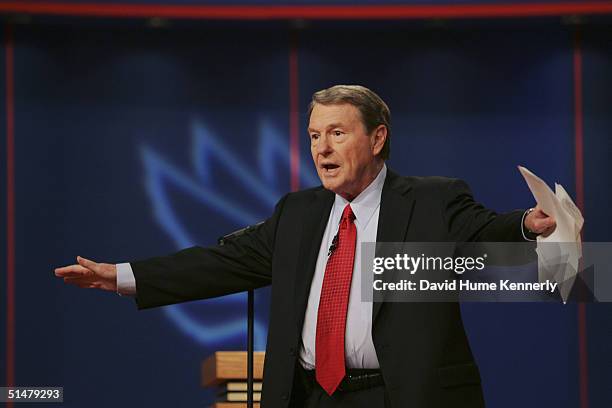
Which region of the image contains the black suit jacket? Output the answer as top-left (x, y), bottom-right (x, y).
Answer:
top-left (131, 169), bottom-right (527, 408)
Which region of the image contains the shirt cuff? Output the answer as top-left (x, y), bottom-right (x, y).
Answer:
top-left (521, 209), bottom-right (538, 242)
top-left (116, 262), bottom-right (137, 296)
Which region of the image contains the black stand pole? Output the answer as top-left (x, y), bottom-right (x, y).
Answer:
top-left (247, 289), bottom-right (254, 408)
top-left (219, 223), bottom-right (263, 408)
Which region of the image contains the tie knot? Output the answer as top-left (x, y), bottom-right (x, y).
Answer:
top-left (341, 204), bottom-right (356, 222)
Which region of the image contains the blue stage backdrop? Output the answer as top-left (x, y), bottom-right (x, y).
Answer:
top-left (0, 17), bottom-right (611, 408)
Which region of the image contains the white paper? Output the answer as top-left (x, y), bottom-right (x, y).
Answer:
top-left (518, 166), bottom-right (584, 303)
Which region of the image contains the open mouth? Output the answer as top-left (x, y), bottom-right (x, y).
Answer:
top-left (321, 163), bottom-right (340, 173)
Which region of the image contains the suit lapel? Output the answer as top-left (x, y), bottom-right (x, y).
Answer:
top-left (372, 170), bottom-right (416, 323)
top-left (294, 188), bottom-right (335, 336)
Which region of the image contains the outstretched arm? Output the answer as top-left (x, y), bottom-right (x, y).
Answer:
top-left (54, 193), bottom-right (288, 309)
top-left (443, 179), bottom-right (556, 242)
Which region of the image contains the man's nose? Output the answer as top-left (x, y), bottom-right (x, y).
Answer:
top-left (316, 134), bottom-right (333, 155)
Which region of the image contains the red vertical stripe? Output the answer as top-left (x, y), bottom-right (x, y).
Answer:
top-left (574, 30), bottom-right (584, 212)
top-left (573, 28), bottom-right (588, 408)
top-left (5, 23), bottom-right (15, 408)
top-left (578, 301), bottom-right (588, 408)
top-left (289, 32), bottom-right (300, 192)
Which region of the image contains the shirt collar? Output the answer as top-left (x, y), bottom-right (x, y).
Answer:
top-left (334, 164), bottom-right (387, 228)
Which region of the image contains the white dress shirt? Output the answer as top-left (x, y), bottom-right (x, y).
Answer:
top-left (299, 165), bottom-right (386, 370)
top-left (116, 165), bottom-right (387, 369)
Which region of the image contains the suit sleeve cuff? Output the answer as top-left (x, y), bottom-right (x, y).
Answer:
top-left (116, 262), bottom-right (137, 296)
top-left (521, 209), bottom-right (538, 242)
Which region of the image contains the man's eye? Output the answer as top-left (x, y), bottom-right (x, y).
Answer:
top-left (310, 134), bottom-right (319, 140)
top-left (333, 131), bottom-right (343, 137)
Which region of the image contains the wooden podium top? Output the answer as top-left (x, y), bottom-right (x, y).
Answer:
top-left (202, 351), bottom-right (265, 387)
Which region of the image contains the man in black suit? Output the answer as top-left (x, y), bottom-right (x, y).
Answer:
top-left (56, 85), bottom-right (555, 408)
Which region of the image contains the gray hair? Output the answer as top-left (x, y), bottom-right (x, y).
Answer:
top-left (308, 85), bottom-right (391, 159)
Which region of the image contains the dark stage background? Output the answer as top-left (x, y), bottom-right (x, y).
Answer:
top-left (1, 1), bottom-right (611, 407)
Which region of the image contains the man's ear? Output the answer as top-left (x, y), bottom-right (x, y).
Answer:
top-left (371, 125), bottom-right (387, 156)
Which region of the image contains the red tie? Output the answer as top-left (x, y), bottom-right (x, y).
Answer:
top-left (316, 204), bottom-right (357, 395)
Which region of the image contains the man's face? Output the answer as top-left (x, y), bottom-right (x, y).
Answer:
top-left (308, 103), bottom-right (384, 200)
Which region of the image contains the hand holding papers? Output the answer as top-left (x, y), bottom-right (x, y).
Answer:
top-left (518, 166), bottom-right (584, 303)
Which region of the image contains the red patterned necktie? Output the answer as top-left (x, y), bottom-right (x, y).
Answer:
top-left (315, 204), bottom-right (357, 395)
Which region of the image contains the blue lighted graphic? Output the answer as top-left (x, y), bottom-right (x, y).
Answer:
top-left (140, 118), bottom-right (318, 350)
